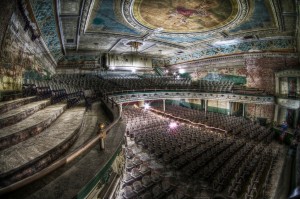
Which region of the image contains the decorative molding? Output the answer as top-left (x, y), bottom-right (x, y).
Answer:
top-left (154, 52), bottom-right (299, 69)
top-left (277, 98), bottom-right (300, 109)
top-left (275, 69), bottom-right (300, 77)
top-left (109, 91), bottom-right (275, 105)
top-left (80, 0), bottom-right (93, 34)
top-left (55, 0), bottom-right (66, 55)
top-left (76, 0), bottom-right (86, 51)
top-left (163, 38), bottom-right (296, 66)
top-left (270, 0), bottom-right (284, 31)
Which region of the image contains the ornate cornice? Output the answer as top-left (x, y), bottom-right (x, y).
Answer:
top-left (163, 38), bottom-right (296, 66)
top-left (80, 0), bottom-right (93, 34)
top-left (154, 52), bottom-right (299, 70)
top-left (275, 69), bottom-right (300, 77)
top-left (277, 98), bottom-right (300, 109)
top-left (109, 91), bottom-right (274, 105)
top-left (270, 0), bottom-right (284, 31)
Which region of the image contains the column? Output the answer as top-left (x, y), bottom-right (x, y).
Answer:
top-left (205, 100), bottom-right (208, 117)
top-left (119, 103), bottom-right (123, 115)
top-left (227, 102), bottom-right (231, 116)
top-left (100, 138), bottom-right (105, 150)
top-left (297, 77), bottom-right (300, 96)
top-left (294, 110), bottom-right (299, 128)
top-left (201, 99), bottom-right (205, 110)
top-left (242, 103), bottom-right (245, 117)
top-left (273, 104), bottom-right (279, 123)
top-left (278, 107), bottom-right (287, 124)
top-left (138, 100), bottom-right (144, 108)
top-left (100, 131), bottom-right (106, 150)
top-left (254, 104), bottom-right (257, 120)
top-left (275, 76), bottom-right (280, 95)
top-left (162, 99), bottom-right (165, 112)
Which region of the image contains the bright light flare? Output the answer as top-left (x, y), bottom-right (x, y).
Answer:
top-left (144, 103), bottom-right (150, 110)
top-left (178, 68), bottom-right (185, 74)
top-left (169, 122), bottom-right (177, 129)
top-left (213, 39), bottom-right (240, 46)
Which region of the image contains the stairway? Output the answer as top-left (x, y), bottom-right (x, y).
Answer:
top-left (0, 96), bottom-right (86, 188)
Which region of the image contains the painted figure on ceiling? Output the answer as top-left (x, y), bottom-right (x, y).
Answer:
top-left (135, 0), bottom-right (235, 32)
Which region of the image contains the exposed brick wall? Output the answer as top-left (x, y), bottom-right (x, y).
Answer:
top-left (245, 57), bottom-right (299, 94)
top-left (246, 104), bottom-right (275, 122)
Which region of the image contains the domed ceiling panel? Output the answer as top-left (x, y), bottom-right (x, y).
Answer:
top-left (87, 0), bottom-right (139, 35)
top-left (123, 0), bottom-right (248, 36)
top-left (132, 0), bottom-right (238, 33)
top-left (229, 0), bottom-right (275, 33)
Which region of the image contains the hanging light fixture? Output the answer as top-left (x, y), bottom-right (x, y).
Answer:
top-left (127, 41), bottom-right (143, 52)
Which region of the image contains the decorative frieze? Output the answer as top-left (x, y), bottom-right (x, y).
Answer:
top-left (109, 91), bottom-right (274, 105)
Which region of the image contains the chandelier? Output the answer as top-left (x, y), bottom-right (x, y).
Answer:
top-left (127, 41), bottom-right (143, 52)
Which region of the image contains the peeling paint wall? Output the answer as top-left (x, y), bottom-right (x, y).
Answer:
top-left (0, 2), bottom-right (56, 91)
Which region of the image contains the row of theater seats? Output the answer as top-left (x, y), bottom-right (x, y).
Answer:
top-left (120, 107), bottom-right (279, 199)
top-left (198, 80), bottom-right (234, 92)
top-left (98, 74), bottom-right (235, 92)
top-left (22, 74), bottom-right (270, 99)
top-left (22, 77), bottom-right (98, 108)
top-left (99, 75), bottom-right (193, 91)
top-left (153, 105), bottom-right (274, 143)
top-left (121, 108), bottom-right (175, 198)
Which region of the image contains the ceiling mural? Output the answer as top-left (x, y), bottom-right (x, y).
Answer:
top-left (123, 0), bottom-right (248, 37)
top-left (133, 0), bottom-right (237, 33)
top-left (23, 0), bottom-right (298, 67)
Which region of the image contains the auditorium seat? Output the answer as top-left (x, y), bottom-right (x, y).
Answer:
top-left (120, 106), bottom-right (280, 198)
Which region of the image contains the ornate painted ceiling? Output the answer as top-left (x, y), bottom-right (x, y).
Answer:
top-left (28, 0), bottom-right (299, 65)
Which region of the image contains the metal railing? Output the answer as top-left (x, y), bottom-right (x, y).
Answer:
top-left (104, 88), bottom-right (272, 97)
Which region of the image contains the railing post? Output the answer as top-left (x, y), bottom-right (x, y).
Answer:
top-left (119, 103), bottom-right (123, 115)
top-left (100, 137), bottom-right (105, 150)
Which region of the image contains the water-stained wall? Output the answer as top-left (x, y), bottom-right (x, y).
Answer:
top-left (0, 1), bottom-right (56, 91)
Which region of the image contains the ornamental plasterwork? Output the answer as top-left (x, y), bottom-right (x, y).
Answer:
top-left (154, 52), bottom-right (299, 69)
top-left (275, 69), bottom-right (300, 77)
top-left (80, 0), bottom-right (93, 34)
top-left (277, 98), bottom-right (300, 109)
top-left (109, 91), bottom-right (274, 105)
top-left (165, 38), bottom-right (296, 65)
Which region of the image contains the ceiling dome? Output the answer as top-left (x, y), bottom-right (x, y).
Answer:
top-left (132, 0), bottom-right (239, 33)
